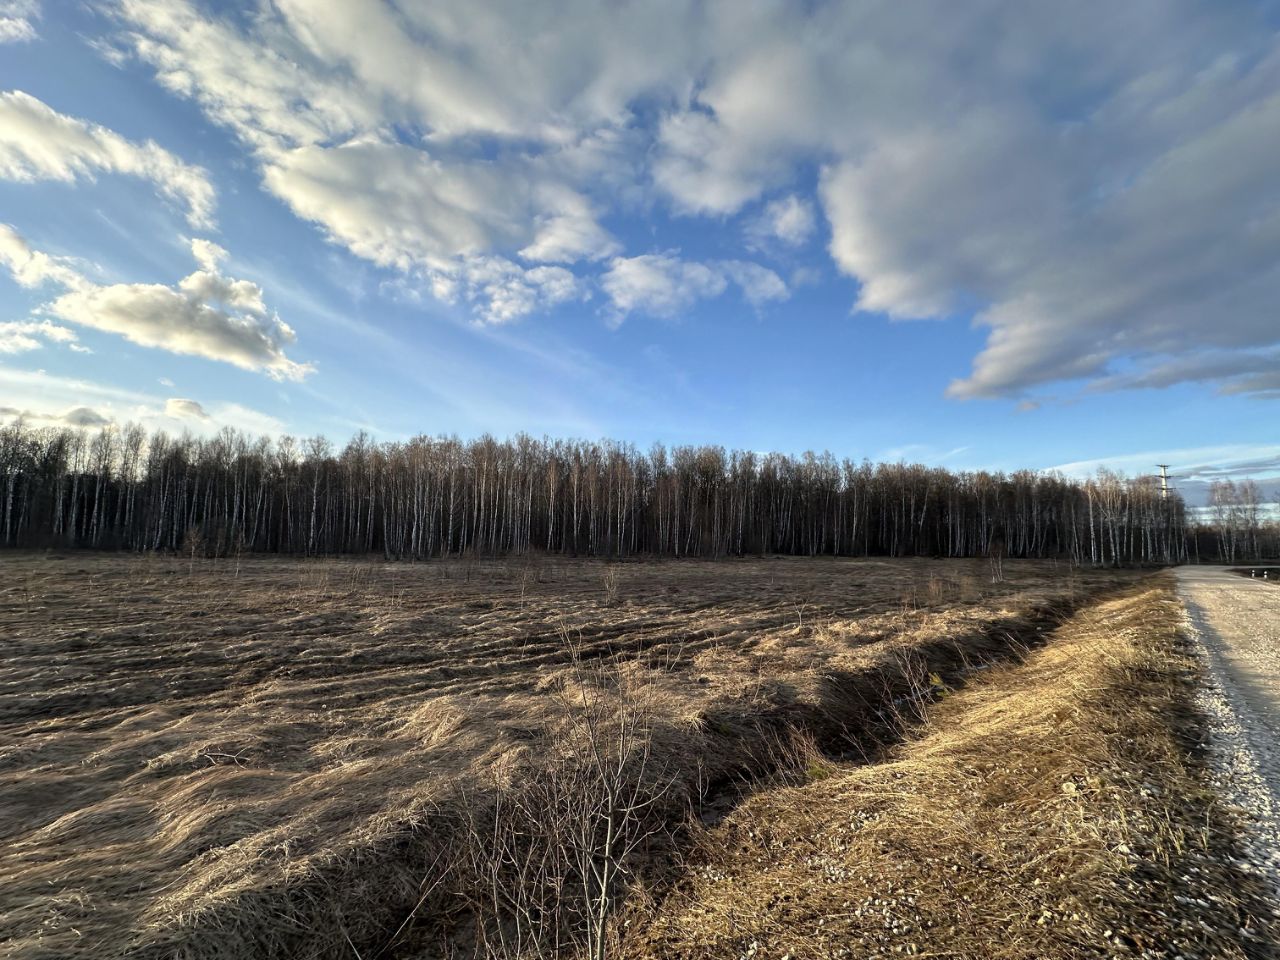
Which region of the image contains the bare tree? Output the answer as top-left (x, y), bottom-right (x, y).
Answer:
top-left (0, 421), bottom-right (1194, 564)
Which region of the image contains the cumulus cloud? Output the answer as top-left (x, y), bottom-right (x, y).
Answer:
top-left (423, 256), bottom-right (584, 325)
top-left (107, 0), bottom-right (1280, 392)
top-left (602, 253), bottom-right (786, 320)
top-left (746, 195), bottom-right (816, 249)
top-left (48, 280), bottom-right (309, 381)
top-left (0, 90), bottom-right (216, 228)
top-left (657, 3), bottom-right (1280, 400)
top-left (518, 189), bottom-right (621, 264)
top-left (108, 0), bottom-right (647, 322)
top-left (602, 254), bottom-right (726, 320)
top-left (0, 227), bottom-right (310, 379)
top-left (164, 397), bottom-right (209, 419)
top-left (254, 138), bottom-right (610, 322)
top-left (189, 237), bottom-right (227, 272)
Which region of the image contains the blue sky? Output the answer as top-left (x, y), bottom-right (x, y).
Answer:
top-left (1, 1), bottom-right (1278, 504)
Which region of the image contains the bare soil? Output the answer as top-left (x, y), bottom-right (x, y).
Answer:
top-left (0, 553), bottom-right (1126, 959)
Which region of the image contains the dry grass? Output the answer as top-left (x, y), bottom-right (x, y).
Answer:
top-left (626, 577), bottom-right (1278, 960)
top-left (0, 553), bottom-right (1128, 959)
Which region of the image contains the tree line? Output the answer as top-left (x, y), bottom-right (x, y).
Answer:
top-left (0, 422), bottom-right (1207, 565)
top-left (1188, 478), bottom-right (1280, 563)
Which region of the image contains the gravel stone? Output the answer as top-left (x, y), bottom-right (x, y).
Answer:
top-left (1176, 566), bottom-right (1280, 902)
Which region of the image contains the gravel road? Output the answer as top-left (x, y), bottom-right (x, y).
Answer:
top-left (1176, 565), bottom-right (1280, 902)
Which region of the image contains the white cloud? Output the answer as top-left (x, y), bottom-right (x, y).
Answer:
top-left (0, 222), bottom-right (91, 290)
top-left (189, 237), bottom-right (227, 272)
top-left (60, 406), bottom-right (112, 428)
top-left (454, 257), bottom-right (584, 325)
top-left (602, 254), bottom-right (727, 320)
top-left (164, 397), bottom-right (209, 419)
top-left (0, 225), bottom-right (311, 379)
top-left (0, 318), bottom-right (80, 353)
top-left (109, 0), bottom-right (643, 323)
top-left (653, 109), bottom-right (781, 216)
top-left (48, 281), bottom-right (309, 381)
top-left (262, 141), bottom-right (522, 268)
top-left (1088, 350), bottom-right (1280, 399)
top-left (718, 260), bottom-right (789, 307)
top-left (0, 405), bottom-right (96, 427)
top-left (0, 1), bottom-right (37, 42)
top-left (256, 140), bottom-right (610, 322)
top-left (0, 90), bottom-right (215, 228)
top-left (518, 188), bottom-right (620, 264)
top-left (0, 404), bottom-right (114, 429)
top-left (206, 401), bottom-right (285, 437)
top-left (645, 5), bottom-right (1280, 395)
top-left (601, 253), bottom-right (786, 320)
top-left (0, 19), bottom-right (33, 42)
top-left (747, 195), bottom-right (816, 249)
top-left (108, 0), bottom-right (1280, 393)
top-left (0, 365), bottom-right (285, 435)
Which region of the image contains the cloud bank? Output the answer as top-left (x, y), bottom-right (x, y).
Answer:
top-left (96, 0), bottom-right (1280, 398)
top-left (0, 366), bottom-right (286, 435)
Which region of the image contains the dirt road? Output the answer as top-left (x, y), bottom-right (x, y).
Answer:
top-left (1176, 565), bottom-right (1280, 896)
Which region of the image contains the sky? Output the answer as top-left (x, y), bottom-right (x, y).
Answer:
top-left (0, 0), bottom-right (1278, 504)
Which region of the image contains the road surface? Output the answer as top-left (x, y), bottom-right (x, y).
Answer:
top-left (1175, 565), bottom-right (1280, 896)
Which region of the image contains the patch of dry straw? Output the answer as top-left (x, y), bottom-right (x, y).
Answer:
top-left (627, 579), bottom-right (1278, 960)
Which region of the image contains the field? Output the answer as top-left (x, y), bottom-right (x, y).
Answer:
top-left (1, 553), bottom-right (1133, 958)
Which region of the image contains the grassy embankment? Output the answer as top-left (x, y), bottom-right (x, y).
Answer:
top-left (627, 577), bottom-right (1278, 959)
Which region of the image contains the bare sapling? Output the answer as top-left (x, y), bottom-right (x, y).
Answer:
top-left (182, 525), bottom-right (205, 578)
top-left (601, 564), bottom-right (620, 606)
top-left (464, 646), bottom-right (674, 959)
top-left (518, 555), bottom-right (543, 610)
top-left (794, 586), bottom-right (816, 630)
top-left (988, 536), bottom-right (1006, 583)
